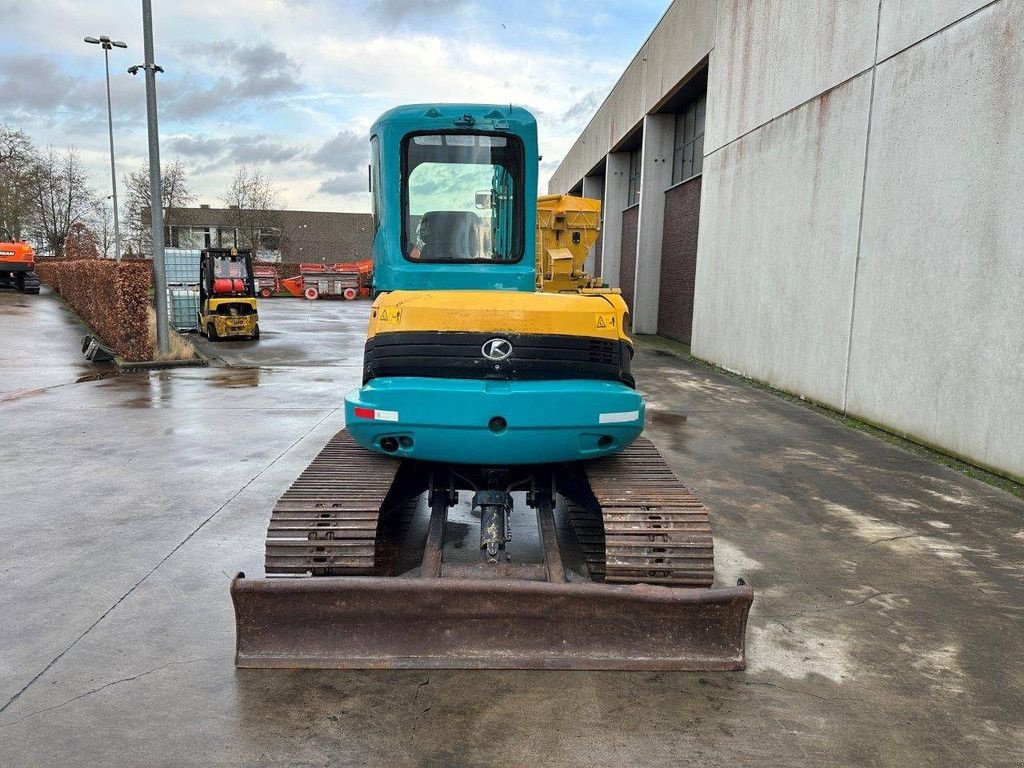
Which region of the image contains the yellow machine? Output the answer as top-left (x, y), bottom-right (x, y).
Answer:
top-left (197, 248), bottom-right (260, 341)
top-left (535, 194), bottom-right (603, 292)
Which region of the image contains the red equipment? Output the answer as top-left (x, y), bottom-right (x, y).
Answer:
top-left (280, 259), bottom-right (373, 300)
top-left (253, 265), bottom-right (279, 299)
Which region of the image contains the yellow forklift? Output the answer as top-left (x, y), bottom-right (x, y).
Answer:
top-left (197, 247), bottom-right (260, 341)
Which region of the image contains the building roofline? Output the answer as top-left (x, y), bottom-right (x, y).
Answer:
top-left (559, 0), bottom-right (679, 167)
top-left (175, 207), bottom-right (371, 217)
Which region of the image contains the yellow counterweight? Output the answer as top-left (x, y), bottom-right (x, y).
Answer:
top-left (367, 289), bottom-right (630, 343)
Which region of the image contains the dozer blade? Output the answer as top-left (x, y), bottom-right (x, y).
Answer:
top-left (231, 573), bottom-right (753, 671)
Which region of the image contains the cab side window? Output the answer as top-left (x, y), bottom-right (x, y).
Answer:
top-left (370, 136), bottom-right (382, 233)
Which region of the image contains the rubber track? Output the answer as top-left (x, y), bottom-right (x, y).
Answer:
top-left (569, 437), bottom-right (714, 587)
top-left (265, 430), bottom-right (401, 575)
top-left (18, 271), bottom-right (40, 294)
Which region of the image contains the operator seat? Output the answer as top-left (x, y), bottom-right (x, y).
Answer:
top-left (416, 211), bottom-right (483, 260)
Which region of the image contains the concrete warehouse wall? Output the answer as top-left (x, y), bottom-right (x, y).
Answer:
top-left (843, 1), bottom-right (1024, 479)
top-left (693, 74), bottom-right (872, 408)
top-left (551, 0), bottom-right (1024, 480)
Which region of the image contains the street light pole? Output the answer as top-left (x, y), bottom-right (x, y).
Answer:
top-left (83, 35), bottom-right (127, 262)
top-left (129, 0), bottom-right (169, 355)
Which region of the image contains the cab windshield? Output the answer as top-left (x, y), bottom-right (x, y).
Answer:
top-left (213, 256), bottom-right (249, 279)
top-left (403, 132), bottom-right (523, 263)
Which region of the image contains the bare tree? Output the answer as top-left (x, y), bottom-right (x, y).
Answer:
top-left (0, 125), bottom-right (37, 240)
top-left (27, 147), bottom-right (98, 257)
top-left (122, 169), bottom-right (149, 254)
top-left (221, 167), bottom-right (282, 254)
top-left (89, 198), bottom-right (116, 258)
top-left (123, 159), bottom-right (193, 254)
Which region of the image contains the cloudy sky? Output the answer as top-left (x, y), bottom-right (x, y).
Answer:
top-left (0, 0), bottom-right (666, 213)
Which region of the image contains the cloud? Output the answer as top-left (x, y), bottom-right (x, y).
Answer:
top-left (0, 55), bottom-right (82, 115)
top-left (319, 172), bottom-right (367, 196)
top-left (310, 129), bottom-right (367, 172)
top-left (219, 41), bottom-right (297, 78)
top-left (168, 134), bottom-right (305, 166)
top-left (168, 136), bottom-right (226, 158)
top-left (562, 88), bottom-right (608, 128)
top-left (370, 0), bottom-right (468, 24)
top-left (0, 0), bottom-right (654, 213)
top-left (227, 136), bottom-right (305, 164)
top-left (539, 158), bottom-right (560, 180)
top-left (166, 40), bottom-right (302, 119)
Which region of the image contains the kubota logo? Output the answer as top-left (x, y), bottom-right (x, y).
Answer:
top-left (482, 338), bottom-right (513, 361)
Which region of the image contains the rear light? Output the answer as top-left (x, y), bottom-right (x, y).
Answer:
top-left (353, 407), bottom-right (399, 422)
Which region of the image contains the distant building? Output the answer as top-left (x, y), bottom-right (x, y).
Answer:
top-left (165, 206), bottom-right (373, 264)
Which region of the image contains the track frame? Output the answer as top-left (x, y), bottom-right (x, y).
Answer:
top-left (231, 429), bottom-right (753, 670)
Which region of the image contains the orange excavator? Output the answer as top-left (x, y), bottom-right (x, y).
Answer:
top-left (0, 230), bottom-right (40, 294)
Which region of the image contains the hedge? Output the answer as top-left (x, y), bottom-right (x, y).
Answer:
top-left (36, 259), bottom-right (154, 361)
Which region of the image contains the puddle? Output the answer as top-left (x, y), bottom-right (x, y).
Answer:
top-left (208, 368), bottom-right (263, 389)
top-left (647, 410), bottom-right (689, 428)
top-left (0, 386), bottom-right (49, 404)
top-left (76, 369), bottom-right (119, 384)
top-left (0, 368), bottom-right (119, 404)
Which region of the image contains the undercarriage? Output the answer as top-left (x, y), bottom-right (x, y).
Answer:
top-left (231, 430), bottom-right (753, 670)
top-left (0, 268), bottom-right (40, 294)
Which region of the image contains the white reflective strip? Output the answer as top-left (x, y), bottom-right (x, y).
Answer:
top-left (376, 410), bottom-right (400, 422)
top-left (599, 410), bottom-right (639, 424)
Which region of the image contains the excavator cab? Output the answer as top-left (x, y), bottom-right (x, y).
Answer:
top-left (197, 247), bottom-right (260, 341)
top-left (367, 106), bottom-right (536, 293)
top-left (231, 105), bottom-right (752, 671)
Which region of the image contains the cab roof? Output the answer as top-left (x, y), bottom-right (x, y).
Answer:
top-left (371, 104), bottom-right (536, 137)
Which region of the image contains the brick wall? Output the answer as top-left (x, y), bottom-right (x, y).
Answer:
top-left (619, 204), bottom-right (639, 316)
top-left (657, 176), bottom-right (702, 343)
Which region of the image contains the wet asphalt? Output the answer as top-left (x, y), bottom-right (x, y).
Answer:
top-left (0, 287), bottom-right (1021, 767)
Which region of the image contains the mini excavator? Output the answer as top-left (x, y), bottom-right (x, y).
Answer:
top-left (231, 104), bottom-right (752, 670)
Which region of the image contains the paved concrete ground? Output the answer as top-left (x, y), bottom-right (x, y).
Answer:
top-left (1, 289), bottom-right (1022, 767)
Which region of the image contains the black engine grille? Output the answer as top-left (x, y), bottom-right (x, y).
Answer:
top-left (363, 331), bottom-right (634, 387)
